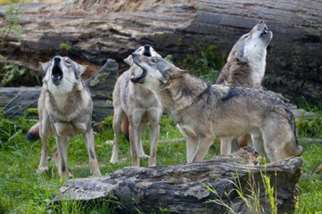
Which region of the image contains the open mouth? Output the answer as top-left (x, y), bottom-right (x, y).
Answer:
top-left (51, 63), bottom-right (63, 85)
top-left (143, 45), bottom-right (152, 57)
top-left (131, 54), bottom-right (147, 84)
top-left (130, 69), bottom-right (147, 84)
top-left (260, 27), bottom-right (271, 37)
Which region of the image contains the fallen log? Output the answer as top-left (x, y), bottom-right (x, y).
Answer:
top-left (0, 0), bottom-right (322, 104)
top-left (57, 157), bottom-right (302, 213)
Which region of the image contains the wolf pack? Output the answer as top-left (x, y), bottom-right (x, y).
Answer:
top-left (27, 21), bottom-right (303, 178)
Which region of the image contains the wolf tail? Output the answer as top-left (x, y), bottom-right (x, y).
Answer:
top-left (285, 108), bottom-right (304, 156)
top-left (26, 122), bottom-right (40, 141)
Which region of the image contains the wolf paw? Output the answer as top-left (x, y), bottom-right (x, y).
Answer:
top-left (139, 153), bottom-right (150, 159)
top-left (36, 167), bottom-right (49, 174)
top-left (110, 156), bottom-right (119, 164)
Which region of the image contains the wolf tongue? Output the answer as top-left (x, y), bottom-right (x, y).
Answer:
top-left (52, 74), bottom-right (62, 80)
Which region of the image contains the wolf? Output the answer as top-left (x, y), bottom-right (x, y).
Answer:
top-left (110, 45), bottom-right (163, 167)
top-left (27, 56), bottom-right (101, 177)
top-left (131, 54), bottom-right (303, 163)
top-left (216, 21), bottom-right (273, 154)
top-left (217, 21), bottom-right (273, 88)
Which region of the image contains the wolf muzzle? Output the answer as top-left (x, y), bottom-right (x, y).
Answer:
top-left (52, 57), bottom-right (63, 86)
top-left (131, 54), bottom-right (148, 84)
top-left (143, 44), bottom-right (152, 57)
top-left (130, 68), bottom-right (147, 84)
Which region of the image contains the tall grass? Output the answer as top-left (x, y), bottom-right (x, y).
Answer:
top-left (297, 115), bottom-right (322, 138)
top-left (206, 168), bottom-right (278, 214)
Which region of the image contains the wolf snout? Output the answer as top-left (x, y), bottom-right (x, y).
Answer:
top-left (54, 57), bottom-right (61, 64)
top-left (131, 53), bottom-right (142, 65)
top-left (143, 44), bottom-right (152, 57)
top-left (131, 53), bottom-right (140, 59)
top-left (130, 70), bottom-right (146, 84)
top-left (52, 60), bottom-right (63, 85)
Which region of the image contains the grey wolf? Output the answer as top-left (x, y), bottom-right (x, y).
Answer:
top-left (27, 56), bottom-right (101, 177)
top-left (217, 21), bottom-right (273, 88)
top-left (216, 21), bottom-right (273, 154)
top-left (110, 45), bottom-right (163, 167)
top-left (131, 54), bottom-right (303, 162)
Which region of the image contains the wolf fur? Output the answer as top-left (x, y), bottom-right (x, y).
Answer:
top-left (110, 45), bottom-right (163, 167)
top-left (216, 21), bottom-right (273, 155)
top-left (27, 56), bottom-right (101, 177)
top-left (217, 21), bottom-right (273, 88)
top-left (132, 55), bottom-right (303, 163)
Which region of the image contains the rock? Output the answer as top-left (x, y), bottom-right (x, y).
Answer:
top-left (57, 157), bottom-right (303, 213)
top-left (292, 108), bottom-right (318, 120)
top-left (88, 58), bottom-right (119, 121)
top-left (0, 0), bottom-right (322, 104)
top-left (299, 137), bottom-right (322, 144)
top-left (0, 87), bottom-right (40, 117)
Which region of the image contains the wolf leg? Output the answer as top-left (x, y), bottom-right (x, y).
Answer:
top-left (192, 136), bottom-right (213, 162)
top-left (250, 128), bottom-right (265, 157)
top-left (148, 122), bottom-right (160, 167)
top-left (129, 124), bottom-right (140, 166)
top-left (138, 123), bottom-right (149, 159)
top-left (261, 115), bottom-right (297, 161)
top-left (148, 108), bottom-right (162, 167)
top-left (129, 111), bottom-right (144, 166)
top-left (220, 137), bottom-right (235, 155)
top-left (185, 136), bottom-right (198, 163)
top-left (85, 128), bottom-right (101, 176)
top-left (56, 136), bottom-right (71, 178)
top-left (37, 136), bottom-right (49, 173)
top-left (110, 108), bottom-right (123, 164)
top-left (37, 114), bottom-right (50, 173)
top-left (262, 117), bottom-right (302, 161)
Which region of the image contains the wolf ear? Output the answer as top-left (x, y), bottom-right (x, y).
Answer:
top-left (69, 59), bottom-right (87, 76)
top-left (124, 55), bottom-right (133, 66)
top-left (40, 61), bottom-right (50, 73)
top-left (78, 64), bottom-right (87, 76)
top-left (235, 43), bottom-right (248, 63)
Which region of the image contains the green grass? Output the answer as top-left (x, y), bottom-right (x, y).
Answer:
top-left (296, 143), bottom-right (322, 213)
top-left (0, 113), bottom-right (321, 213)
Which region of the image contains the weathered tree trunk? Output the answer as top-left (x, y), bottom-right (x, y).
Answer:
top-left (57, 157), bottom-right (302, 213)
top-left (0, 0), bottom-right (322, 104)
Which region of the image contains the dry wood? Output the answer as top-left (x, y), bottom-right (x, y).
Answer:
top-left (57, 157), bottom-right (303, 213)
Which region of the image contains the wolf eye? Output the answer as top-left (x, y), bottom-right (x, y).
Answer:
top-left (64, 58), bottom-right (72, 67)
top-left (151, 57), bottom-right (159, 63)
top-left (263, 26), bottom-right (268, 33)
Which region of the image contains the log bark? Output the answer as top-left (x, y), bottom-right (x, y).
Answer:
top-left (57, 157), bottom-right (303, 214)
top-left (0, 0), bottom-right (322, 104)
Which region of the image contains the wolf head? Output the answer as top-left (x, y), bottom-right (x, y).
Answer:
top-left (132, 54), bottom-right (177, 91)
top-left (41, 56), bottom-right (87, 95)
top-left (227, 21), bottom-right (273, 63)
top-left (124, 45), bottom-right (161, 84)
